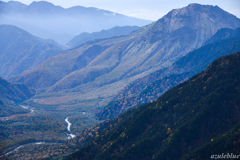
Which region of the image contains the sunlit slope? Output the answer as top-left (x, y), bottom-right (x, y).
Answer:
top-left (97, 27), bottom-right (240, 120)
top-left (9, 4), bottom-right (240, 108)
top-left (11, 4), bottom-right (240, 90)
top-left (0, 25), bottom-right (62, 78)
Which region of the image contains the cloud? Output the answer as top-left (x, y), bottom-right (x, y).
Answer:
top-left (119, 9), bottom-right (165, 21)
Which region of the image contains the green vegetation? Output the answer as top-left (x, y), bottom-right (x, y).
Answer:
top-left (0, 77), bottom-right (35, 104)
top-left (2, 5), bottom-right (240, 160)
top-left (204, 27), bottom-right (240, 45)
top-left (65, 52), bottom-right (240, 160)
top-left (182, 123), bottom-right (240, 160)
top-left (97, 28), bottom-right (240, 120)
top-left (0, 113), bottom-right (66, 155)
top-left (0, 138), bottom-right (36, 155)
top-left (0, 101), bottom-right (28, 117)
top-left (1, 97), bottom-right (104, 159)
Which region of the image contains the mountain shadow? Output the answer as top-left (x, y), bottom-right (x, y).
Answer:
top-left (65, 52), bottom-right (240, 160)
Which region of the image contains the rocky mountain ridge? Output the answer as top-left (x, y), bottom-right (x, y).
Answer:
top-left (66, 26), bottom-right (140, 49)
top-left (97, 27), bottom-right (240, 120)
top-left (10, 4), bottom-right (240, 105)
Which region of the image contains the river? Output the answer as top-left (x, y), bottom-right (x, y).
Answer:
top-left (1, 107), bottom-right (76, 157)
top-left (65, 117), bottom-right (76, 139)
top-left (0, 142), bottom-right (61, 157)
top-left (20, 105), bottom-right (34, 113)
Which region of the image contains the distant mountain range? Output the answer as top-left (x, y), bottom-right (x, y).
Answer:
top-left (9, 4), bottom-right (240, 110)
top-left (97, 27), bottom-right (240, 120)
top-left (0, 1), bottom-right (151, 44)
top-left (65, 52), bottom-right (240, 160)
top-left (67, 26), bottom-right (140, 49)
top-left (0, 24), bottom-right (62, 78)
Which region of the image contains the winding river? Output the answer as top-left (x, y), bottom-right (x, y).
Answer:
top-left (0, 142), bottom-right (61, 157)
top-left (1, 117), bottom-right (75, 157)
top-left (65, 117), bottom-right (76, 139)
top-left (1, 107), bottom-right (76, 157)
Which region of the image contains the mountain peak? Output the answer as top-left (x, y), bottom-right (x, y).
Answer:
top-left (0, 1), bottom-right (27, 12)
top-left (28, 1), bottom-right (63, 14)
top-left (187, 3), bottom-right (212, 7)
top-left (1, 0), bottom-right (151, 44)
top-left (186, 3), bottom-right (220, 9)
top-left (168, 3), bottom-right (225, 17)
top-left (29, 1), bottom-right (55, 7)
top-left (149, 4), bottom-right (240, 44)
top-left (169, 3), bottom-right (217, 16)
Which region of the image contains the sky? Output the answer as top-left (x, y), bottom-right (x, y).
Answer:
top-left (2, 0), bottom-right (240, 21)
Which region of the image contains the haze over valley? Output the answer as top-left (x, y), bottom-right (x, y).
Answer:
top-left (0, 1), bottom-right (151, 45)
top-left (1, 1), bottom-right (240, 159)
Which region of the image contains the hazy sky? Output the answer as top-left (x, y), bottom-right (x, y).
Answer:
top-left (2, 0), bottom-right (240, 20)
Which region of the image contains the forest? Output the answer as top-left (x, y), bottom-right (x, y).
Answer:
top-left (65, 52), bottom-right (240, 160)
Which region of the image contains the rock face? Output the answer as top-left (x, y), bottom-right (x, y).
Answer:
top-left (9, 4), bottom-right (240, 106)
top-left (0, 1), bottom-right (151, 44)
top-left (0, 25), bottom-right (62, 78)
top-left (148, 3), bottom-right (240, 47)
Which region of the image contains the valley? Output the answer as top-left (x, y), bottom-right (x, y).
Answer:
top-left (1, 1), bottom-right (240, 160)
top-left (9, 4), bottom-right (240, 126)
top-left (0, 102), bottom-right (100, 159)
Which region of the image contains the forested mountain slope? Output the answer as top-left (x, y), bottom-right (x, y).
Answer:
top-left (66, 52), bottom-right (240, 160)
top-left (0, 77), bottom-right (35, 104)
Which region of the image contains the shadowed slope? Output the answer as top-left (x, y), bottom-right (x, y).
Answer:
top-left (65, 52), bottom-right (240, 160)
top-left (0, 77), bottom-right (35, 104)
